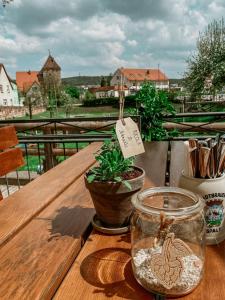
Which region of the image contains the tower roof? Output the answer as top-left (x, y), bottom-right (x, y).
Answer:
top-left (39, 55), bottom-right (61, 73)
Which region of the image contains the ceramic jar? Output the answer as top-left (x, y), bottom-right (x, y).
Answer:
top-left (131, 187), bottom-right (205, 298)
top-left (179, 173), bottom-right (225, 245)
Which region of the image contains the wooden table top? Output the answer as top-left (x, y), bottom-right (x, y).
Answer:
top-left (0, 142), bottom-right (224, 300)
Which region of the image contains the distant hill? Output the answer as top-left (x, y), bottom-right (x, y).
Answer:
top-left (62, 76), bottom-right (111, 87)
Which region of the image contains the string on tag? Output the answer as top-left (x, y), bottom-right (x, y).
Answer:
top-left (119, 74), bottom-right (125, 126)
top-left (154, 212), bottom-right (175, 247)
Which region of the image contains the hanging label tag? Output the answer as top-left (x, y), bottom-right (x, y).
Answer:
top-left (116, 117), bottom-right (145, 158)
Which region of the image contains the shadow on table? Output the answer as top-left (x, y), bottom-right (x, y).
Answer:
top-left (80, 247), bottom-right (153, 300)
top-left (48, 206), bottom-right (95, 241)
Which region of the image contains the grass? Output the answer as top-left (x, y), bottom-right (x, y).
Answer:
top-left (15, 106), bottom-right (127, 120)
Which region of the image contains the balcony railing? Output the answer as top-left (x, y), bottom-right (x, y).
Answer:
top-left (1, 112), bottom-right (225, 197)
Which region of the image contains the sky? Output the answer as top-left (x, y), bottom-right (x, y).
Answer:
top-left (0, 0), bottom-right (225, 79)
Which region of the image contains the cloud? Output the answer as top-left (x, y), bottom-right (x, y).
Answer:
top-left (0, 0), bottom-right (224, 78)
top-left (127, 40), bottom-right (137, 47)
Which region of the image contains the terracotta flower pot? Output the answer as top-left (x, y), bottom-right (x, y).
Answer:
top-left (84, 166), bottom-right (145, 228)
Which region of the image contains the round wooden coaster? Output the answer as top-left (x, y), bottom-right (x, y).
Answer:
top-left (91, 214), bottom-right (130, 235)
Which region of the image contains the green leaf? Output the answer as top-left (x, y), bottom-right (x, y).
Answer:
top-left (87, 174), bottom-right (96, 183)
top-left (114, 176), bottom-right (122, 182)
top-left (123, 180), bottom-right (132, 190)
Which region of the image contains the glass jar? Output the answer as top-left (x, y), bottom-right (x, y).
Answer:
top-left (131, 187), bottom-right (205, 298)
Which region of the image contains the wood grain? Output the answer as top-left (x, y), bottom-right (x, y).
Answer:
top-left (54, 231), bottom-right (225, 300)
top-left (168, 241), bottom-right (225, 300)
top-left (0, 148), bottom-right (24, 177)
top-left (0, 175), bottom-right (95, 300)
top-left (135, 142), bottom-right (168, 187)
top-left (54, 231), bottom-right (154, 300)
top-left (0, 125), bottom-right (18, 150)
top-left (0, 142), bottom-right (100, 248)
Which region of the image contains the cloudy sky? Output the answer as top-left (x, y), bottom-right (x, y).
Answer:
top-left (0, 0), bottom-right (225, 79)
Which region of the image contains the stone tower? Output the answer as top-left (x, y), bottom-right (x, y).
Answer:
top-left (38, 54), bottom-right (61, 99)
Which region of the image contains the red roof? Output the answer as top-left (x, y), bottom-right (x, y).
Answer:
top-left (39, 55), bottom-right (61, 74)
top-left (120, 68), bottom-right (168, 81)
top-left (16, 71), bottom-right (39, 92)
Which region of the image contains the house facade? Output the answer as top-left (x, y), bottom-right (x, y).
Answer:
top-left (16, 71), bottom-right (41, 105)
top-left (0, 64), bottom-right (20, 106)
top-left (89, 86), bottom-right (129, 99)
top-left (111, 68), bottom-right (169, 91)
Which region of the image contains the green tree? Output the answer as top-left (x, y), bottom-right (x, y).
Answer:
top-left (61, 91), bottom-right (74, 117)
top-left (64, 86), bottom-right (80, 99)
top-left (185, 18), bottom-right (225, 98)
top-left (84, 90), bottom-right (95, 101)
top-left (136, 82), bottom-right (175, 141)
top-left (100, 77), bottom-right (107, 87)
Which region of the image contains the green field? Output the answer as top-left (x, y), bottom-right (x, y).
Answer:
top-left (16, 105), bottom-right (128, 120)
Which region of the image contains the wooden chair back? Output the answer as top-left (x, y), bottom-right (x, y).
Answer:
top-left (0, 126), bottom-right (24, 200)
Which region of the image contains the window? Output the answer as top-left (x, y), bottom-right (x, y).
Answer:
top-left (0, 85), bottom-right (3, 93)
top-left (32, 86), bottom-right (38, 92)
top-left (7, 85), bottom-right (10, 93)
top-left (3, 99), bottom-right (7, 106)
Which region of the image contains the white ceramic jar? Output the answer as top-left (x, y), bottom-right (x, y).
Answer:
top-left (179, 174), bottom-right (225, 245)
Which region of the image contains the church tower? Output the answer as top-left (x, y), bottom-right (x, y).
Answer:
top-left (38, 53), bottom-right (61, 99)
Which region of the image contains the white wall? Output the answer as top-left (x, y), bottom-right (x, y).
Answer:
top-left (11, 82), bottom-right (22, 106)
top-left (0, 67), bottom-right (15, 106)
top-left (111, 69), bottom-right (170, 90)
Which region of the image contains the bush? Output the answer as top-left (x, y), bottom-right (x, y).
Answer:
top-left (82, 95), bottom-right (137, 107)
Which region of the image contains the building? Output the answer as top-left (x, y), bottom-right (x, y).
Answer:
top-left (0, 64), bottom-right (20, 106)
top-left (89, 86), bottom-right (129, 99)
top-left (16, 70), bottom-right (41, 105)
top-left (16, 70), bottom-right (39, 93)
top-left (38, 54), bottom-right (61, 98)
top-left (111, 68), bottom-right (169, 91)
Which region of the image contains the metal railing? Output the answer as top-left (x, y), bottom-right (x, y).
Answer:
top-left (1, 112), bottom-right (225, 197)
top-left (163, 111), bottom-right (225, 140)
top-left (0, 116), bottom-right (140, 197)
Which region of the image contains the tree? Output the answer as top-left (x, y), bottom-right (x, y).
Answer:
top-left (60, 91), bottom-right (74, 117)
top-left (100, 77), bottom-right (107, 87)
top-left (23, 85), bottom-right (43, 119)
top-left (64, 86), bottom-right (80, 99)
top-left (185, 18), bottom-right (225, 99)
top-left (2, 0), bottom-right (13, 7)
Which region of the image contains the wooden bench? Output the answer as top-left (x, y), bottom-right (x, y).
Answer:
top-left (0, 126), bottom-right (24, 200)
top-left (0, 142), bottom-right (223, 300)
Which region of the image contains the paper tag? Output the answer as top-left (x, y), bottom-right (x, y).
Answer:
top-left (116, 117), bottom-right (145, 158)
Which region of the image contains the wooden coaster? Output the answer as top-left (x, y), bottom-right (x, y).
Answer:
top-left (92, 214), bottom-right (130, 235)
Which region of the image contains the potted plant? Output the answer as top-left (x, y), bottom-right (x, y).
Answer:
top-left (135, 82), bottom-right (176, 142)
top-left (84, 137), bottom-right (145, 229)
top-left (134, 82), bottom-right (176, 174)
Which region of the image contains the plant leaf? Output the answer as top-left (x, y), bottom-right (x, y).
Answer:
top-left (123, 180), bottom-right (132, 190)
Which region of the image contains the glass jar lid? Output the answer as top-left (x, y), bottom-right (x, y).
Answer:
top-left (133, 187), bottom-right (204, 217)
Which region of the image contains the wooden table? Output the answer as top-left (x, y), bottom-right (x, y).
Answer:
top-left (0, 142), bottom-right (224, 300)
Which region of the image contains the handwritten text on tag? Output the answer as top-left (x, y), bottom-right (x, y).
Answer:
top-left (116, 117), bottom-right (145, 158)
